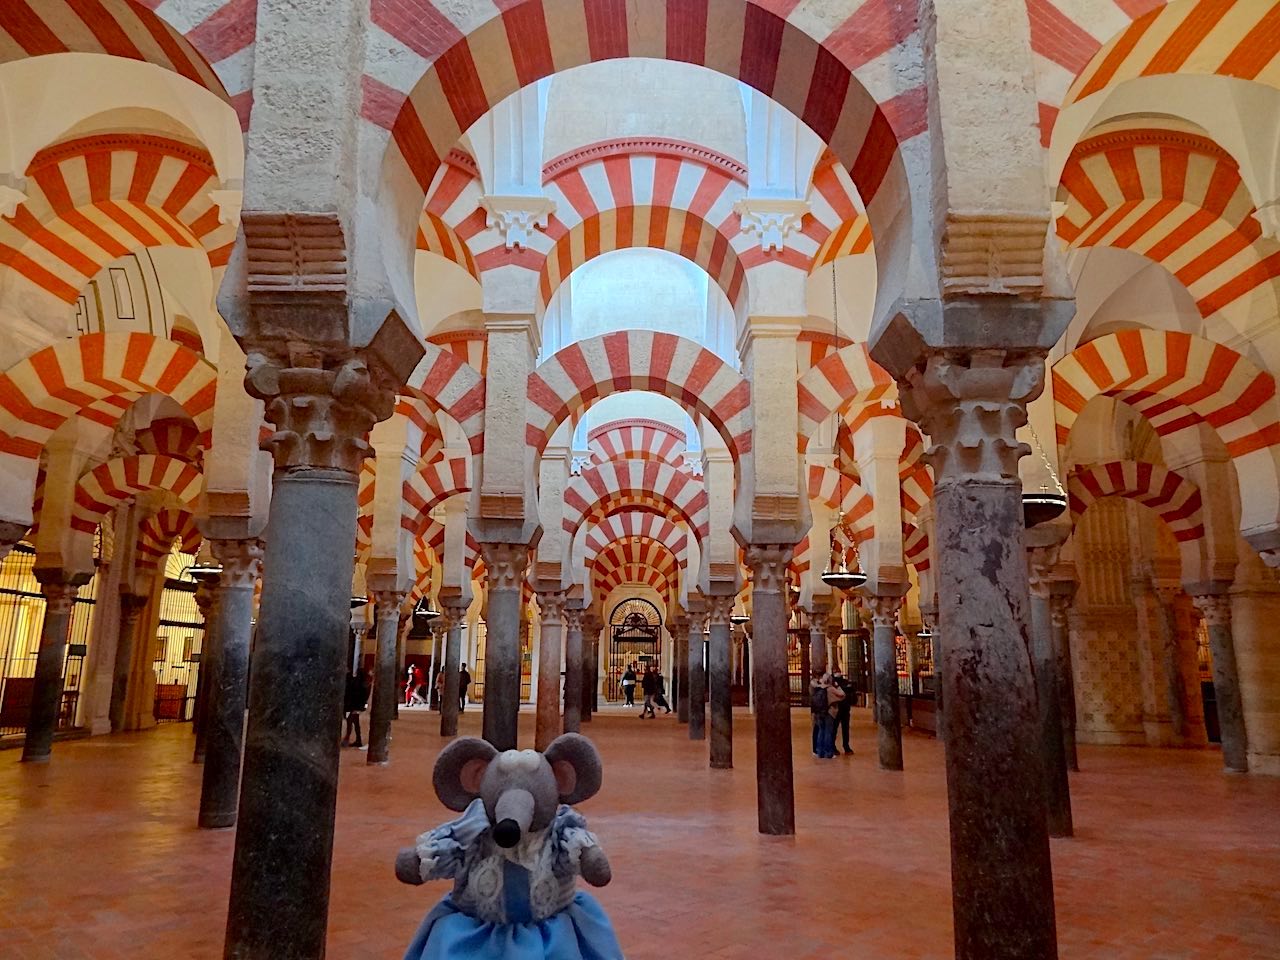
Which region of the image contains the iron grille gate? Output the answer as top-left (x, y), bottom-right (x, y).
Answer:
top-left (0, 544), bottom-right (97, 737)
top-left (607, 598), bottom-right (662, 701)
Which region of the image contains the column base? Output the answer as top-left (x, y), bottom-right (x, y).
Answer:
top-left (1248, 752), bottom-right (1280, 776)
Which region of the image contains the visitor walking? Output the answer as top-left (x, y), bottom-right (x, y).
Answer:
top-left (410, 664), bottom-right (427, 705)
top-left (654, 668), bottom-right (672, 714)
top-left (810, 671), bottom-right (835, 759)
top-left (404, 665), bottom-right (416, 706)
top-left (639, 666), bottom-right (658, 718)
top-left (621, 664), bottom-right (637, 707)
top-left (459, 664), bottom-right (471, 712)
top-left (434, 668), bottom-right (445, 711)
top-left (831, 668), bottom-right (855, 755)
top-left (343, 669), bottom-right (370, 749)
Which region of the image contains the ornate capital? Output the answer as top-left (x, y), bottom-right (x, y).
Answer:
top-left (194, 583), bottom-right (214, 618)
top-left (563, 605), bottom-right (584, 633)
top-left (245, 349), bottom-right (397, 474)
top-left (480, 195), bottom-right (555, 250)
top-left (1027, 544), bottom-right (1060, 600)
top-left (1191, 594), bottom-right (1232, 627)
top-left (734, 198), bottom-right (809, 253)
top-left (668, 616), bottom-right (689, 643)
top-left (210, 538), bottom-right (264, 589)
top-left (808, 610), bottom-right (829, 636)
top-left (440, 596), bottom-right (471, 630)
top-left (119, 592), bottom-right (149, 626)
top-left (479, 542), bottom-right (530, 592)
top-left (1048, 593), bottom-right (1071, 631)
top-left (537, 590), bottom-right (567, 623)
top-left (868, 594), bottom-right (903, 629)
top-left (705, 594), bottom-right (735, 627)
top-left (40, 580), bottom-right (80, 616)
top-left (746, 544), bottom-right (792, 594)
top-left (1260, 548), bottom-right (1280, 570)
top-left (899, 349), bottom-right (1044, 486)
top-left (0, 520), bottom-right (29, 551)
top-left (1152, 582), bottom-right (1181, 607)
top-left (372, 590), bottom-right (408, 622)
top-left (583, 613), bottom-right (603, 636)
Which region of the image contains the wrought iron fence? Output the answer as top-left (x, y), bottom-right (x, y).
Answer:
top-left (152, 572), bottom-right (204, 722)
top-left (0, 545), bottom-right (97, 737)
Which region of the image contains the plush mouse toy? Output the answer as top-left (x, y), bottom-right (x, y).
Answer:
top-left (396, 732), bottom-right (623, 960)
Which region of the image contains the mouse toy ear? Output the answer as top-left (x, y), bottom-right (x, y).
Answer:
top-left (543, 733), bottom-right (603, 804)
top-left (433, 738), bottom-right (498, 811)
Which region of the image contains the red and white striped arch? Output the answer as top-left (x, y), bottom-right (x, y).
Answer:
top-left (1065, 0), bottom-right (1280, 109)
top-left (1068, 459), bottom-right (1205, 541)
top-left (583, 511), bottom-right (690, 567)
top-left (375, 0), bottom-right (916, 339)
top-left (1, 136), bottom-right (237, 306)
top-left (1053, 328), bottom-right (1280, 534)
top-left (0, 332), bottom-right (216, 459)
top-left (71, 454), bottom-right (202, 534)
top-left (428, 330), bottom-right (488, 377)
top-left (418, 210), bottom-right (479, 280)
top-left (806, 464), bottom-right (874, 536)
top-left (402, 454), bottom-right (471, 536)
top-left (132, 415), bottom-right (204, 464)
top-left (135, 507), bottom-right (201, 569)
top-left (401, 342), bottom-right (486, 454)
top-left (808, 151), bottom-right (873, 271)
top-left (1056, 130), bottom-right (1280, 334)
top-left (796, 342), bottom-right (895, 447)
top-left (903, 521), bottom-right (930, 572)
top-left (588, 418), bottom-right (686, 466)
top-left (590, 537), bottom-right (680, 602)
top-left (527, 331), bottom-right (750, 462)
top-left (563, 460), bottom-right (709, 543)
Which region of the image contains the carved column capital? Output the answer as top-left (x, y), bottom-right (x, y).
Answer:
top-left (440, 597), bottom-right (471, 630)
top-left (807, 609), bottom-right (829, 636)
top-left (0, 520), bottom-right (29, 553)
top-left (194, 583), bottom-right (215, 619)
top-left (705, 594), bottom-right (735, 626)
top-left (898, 349), bottom-right (1045, 486)
top-left (562, 605), bottom-right (584, 632)
top-left (745, 544), bottom-right (793, 595)
top-left (245, 349), bottom-right (397, 474)
top-left (536, 590), bottom-right (567, 623)
top-left (119, 592), bottom-right (149, 626)
top-left (1191, 593), bottom-right (1232, 627)
top-left (40, 580), bottom-right (81, 616)
top-left (1152, 583), bottom-right (1181, 607)
top-left (210, 538), bottom-right (264, 590)
top-left (868, 594), bottom-right (903, 629)
top-left (429, 617), bottom-right (448, 641)
top-left (1259, 548), bottom-right (1280, 570)
top-left (583, 613), bottom-right (603, 637)
top-left (1027, 544), bottom-right (1060, 600)
top-left (1048, 592), bottom-right (1072, 631)
top-left (371, 590), bottom-right (408, 622)
top-left (479, 542), bottom-right (530, 592)
top-left (668, 617), bottom-right (689, 643)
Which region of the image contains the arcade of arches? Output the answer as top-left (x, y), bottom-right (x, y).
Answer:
top-left (1, 1), bottom-right (1280, 958)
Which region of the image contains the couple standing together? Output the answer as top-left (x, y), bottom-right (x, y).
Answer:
top-left (810, 670), bottom-right (855, 759)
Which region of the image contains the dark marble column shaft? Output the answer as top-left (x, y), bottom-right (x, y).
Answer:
top-left (870, 595), bottom-right (904, 771)
top-left (534, 590), bottom-right (565, 751)
top-left (1049, 590), bottom-right (1078, 771)
top-left (109, 592), bottom-right (148, 733)
top-left (191, 583), bottom-right (216, 762)
top-left (21, 575), bottom-right (83, 763)
top-left (707, 596), bottom-right (734, 770)
top-left (747, 545), bottom-right (794, 835)
top-left (199, 540), bottom-right (263, 827)
top-left (439, 598), bottom-right (468, 737)
top-left (809, 610), bottom-right (829, 675)
top-left (367, 592), bottom-right (406, 765)
top-left (1154, 587), bottom-right (1193, 743)
top-left (479, 544), bottom-right (529, 751)
top-left (1191, 594), bottom-right (1249, 772)
top-left (687, 610), bottom-right (707, 740)
top-left (899, 347), bottom-right (1057, 960)
top-left (581, 618), bottom-right (600, 723)
top-left (1029, 556), bottom-right (1072, 838)
top-left (673, 627), bottom-right (689, 723)
top-left (562, 604), bottom-right (583, 734)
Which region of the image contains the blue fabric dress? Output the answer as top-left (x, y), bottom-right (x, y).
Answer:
top-left (403, 799), bottom-right (624, 960)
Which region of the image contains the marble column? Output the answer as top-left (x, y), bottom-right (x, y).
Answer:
top-left (869, 594), bottom-right (904, 771)
top-left (746, 545), bottom-right (794, 835)
top-left (367, 590), bottom-right (406, 765)
top-left (670, 619), bottom-right (691, 727)
top-left (562, 602), bottom-right (583, 734)
top-left (439, 597), bottom-right (468, 738)
top-left (809, 608), bottom-right (829, 675)
top-left (192, 582), bottom-right (217, 763)
top-left (581, 614), bottom-right (600, 723)
top-left (798, 631), bottom-right (811, 688)
top-left (223, 350), bottom-right (396, 960)
top-left (898, 348), bottom-right (1057, 959)
top-left (1153, 584), bottom-right (1194, 745)
top-left (534, 589), bottom-right (565, 751)
top-left (199, 539), bottom-right (263, 828)
top-left (109, 592), bottom-right (149, 733)
top-left (1191, 593), bottom-right (1249, 773)
top-left (707, 595), bottom-right (734, 770)
top-left (0, 521), bottom-right (27, 561)
top-left (479, 543), bottom-right (529, 751)
top-left (687, 606), bottom-right (707, 740)
top-left (1028, 548), bottom-right (1072, 838)
top-left (427, 623), bottom-right (444, 709)
top-left (1049, 585), bottom-right (1078, 771)
top-left (21, 573), bottom-right (85, 763)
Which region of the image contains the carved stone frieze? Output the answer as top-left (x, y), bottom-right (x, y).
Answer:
top-left (899, 349), bottom-right (1045, 486)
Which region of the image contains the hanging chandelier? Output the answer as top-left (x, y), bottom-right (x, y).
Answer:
top-left (1022, 421), bottom-right (1068, 528)
top-left (414, 598), bottom-right (441, 621)
top-left (821, 526), bottom-right (867, 592)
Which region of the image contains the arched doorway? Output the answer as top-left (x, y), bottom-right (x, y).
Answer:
top-left (606, 598), bottom-right (662, 702)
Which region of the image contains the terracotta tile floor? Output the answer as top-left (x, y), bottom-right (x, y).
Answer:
top-left (1, 706), bottom-right (1278, 959)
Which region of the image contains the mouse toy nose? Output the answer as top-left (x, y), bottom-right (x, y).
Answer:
top-left (494, 818), bottom-right (521, 848)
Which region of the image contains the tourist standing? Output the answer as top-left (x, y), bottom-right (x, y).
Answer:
top-left (459, 664), bottom-right (471, 712)
top-left (621, 664), bottom-right (637, 707)
top-left (343, 669), bottom-right (370, 749)
top-left (639, 666), bottom-right (658, 718)
top-left (654, 668), bottom-right (672, 714)
top-left (831, 669), bottom-right (855, 755)
top-left (810, 672), bottom-right (835, 758)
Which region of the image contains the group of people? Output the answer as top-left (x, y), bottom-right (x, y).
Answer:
top-left (404, 663), bottom-right (471, 711)
top-left (620, 662), bottom-right (671, 718)
top-left (809, 669), bottom-right (855, 759)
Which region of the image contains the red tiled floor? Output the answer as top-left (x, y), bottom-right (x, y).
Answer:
top-left (1, 706), bottom-right (1278, 959)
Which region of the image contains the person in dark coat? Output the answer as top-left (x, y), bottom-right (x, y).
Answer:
top-left (621, 664), bottom-right (637, 706)
top-left (654, 668), bottom-right (672, 714)
top-left (831, 669), bottom-right (856, 755)
top-left (459, 664), bottom-right (471, 712)
top-left (343, 669), bottom-right (371, 748)
top-left (639, 667), bottom-right (658, 718)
